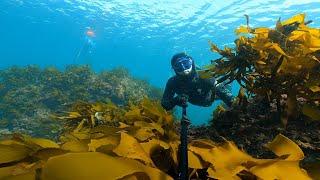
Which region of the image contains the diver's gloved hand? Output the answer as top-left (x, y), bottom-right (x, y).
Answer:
top-left (174, 94), bottom-right (189, 108)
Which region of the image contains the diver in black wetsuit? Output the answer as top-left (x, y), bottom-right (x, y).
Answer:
top-left (161, 52), bottom-right (235, 111)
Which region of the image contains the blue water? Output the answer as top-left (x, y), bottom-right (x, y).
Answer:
top-left (1, 0), bottom-right (319, 125)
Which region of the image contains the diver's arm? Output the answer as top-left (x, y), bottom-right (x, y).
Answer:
top-left (196, 77), bottom-right (217, 107)
top-left (161, 78), bottom-right (176, 111)
top-left (215, 82), bottom-right (234, 107)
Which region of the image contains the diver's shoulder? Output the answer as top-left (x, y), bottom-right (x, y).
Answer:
top-left (166, 76), bottom-right (178, 85)
top-left (168, 75), bottom-right (178, 82)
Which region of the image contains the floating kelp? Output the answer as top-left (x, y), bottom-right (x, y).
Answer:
top-left (204, 13), bottom-right (320, 126)
top-left (0, 99), bottom-right (316, 179)
top-left (0, 65), bottom-right (161, 138)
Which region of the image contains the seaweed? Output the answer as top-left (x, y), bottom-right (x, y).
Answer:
top-left (0, 65), bottom-right (161, 139)
top-left (0, 99), bottom-right (315, 179)
top-left (0, 13), bottom-right (319, 180)
top-left (202, 13), bottom-right (320, 126)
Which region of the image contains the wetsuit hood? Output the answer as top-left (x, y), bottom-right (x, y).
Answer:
top-left (171, 53), bottom-right (197, 80)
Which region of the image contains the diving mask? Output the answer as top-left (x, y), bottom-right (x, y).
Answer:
top-left (173, 57), bottom-right (193, 75)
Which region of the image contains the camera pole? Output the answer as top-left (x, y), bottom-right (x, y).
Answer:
top-left (179, 105), bottom-right (189, 180)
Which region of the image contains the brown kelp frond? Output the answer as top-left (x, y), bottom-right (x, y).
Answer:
top-left (0, 98), bottom-right (315, 179)
top-left (55, 98), bottom-right (176, 143)
top-left (204, 13), bottom-right (320, 126)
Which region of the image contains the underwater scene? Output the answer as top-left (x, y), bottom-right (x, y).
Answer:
top-left (0, 0), bottom-right (320, 179)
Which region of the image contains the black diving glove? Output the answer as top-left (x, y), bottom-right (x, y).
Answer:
top-left (174, 94), bottom-right (189, 108)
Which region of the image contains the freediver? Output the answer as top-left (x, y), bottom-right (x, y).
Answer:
top-left (73, 29), bottom-right (95, 64)
top-left (161, 52), bottom-right (235, 111)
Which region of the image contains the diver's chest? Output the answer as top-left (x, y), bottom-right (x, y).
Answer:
top-left (176, 82), bottom-right (208, 95)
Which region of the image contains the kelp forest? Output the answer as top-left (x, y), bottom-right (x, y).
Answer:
top-left (0, 14), bottom-right (319, 180)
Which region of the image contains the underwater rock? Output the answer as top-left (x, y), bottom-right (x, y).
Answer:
top-left (0, 65), bottom-right (161, 139)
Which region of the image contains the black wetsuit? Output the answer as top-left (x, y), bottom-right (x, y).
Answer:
top-left (161, 71), bottom-right (234, 111)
